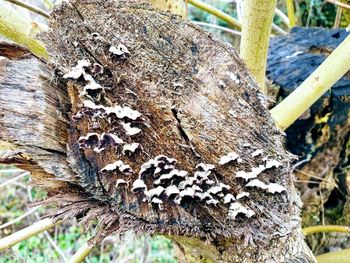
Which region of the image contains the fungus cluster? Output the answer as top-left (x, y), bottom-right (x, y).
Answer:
top-left (64, 43), bottom-right (286, 224)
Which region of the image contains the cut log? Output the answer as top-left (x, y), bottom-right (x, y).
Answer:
top-left (267, 27), bottom-right (350, 255)
top-left (0, 1), bottom-right (315, 261)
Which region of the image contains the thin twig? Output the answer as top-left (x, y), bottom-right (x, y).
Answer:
top-left (274, 7), bottom-right (290, 27)
top-left (0, 206), bottom-right (41, 230)
top-left (334, 6), bottom-right (343, 28)
top-left (326, 0), bottom-right (350, 10)
top-left (303, 225), bottom-right (350, 235)
top-left (0, 218), bottom-right (56, 251)
top-left (0, 172), bottom-right (29, 189)
top-left (188, 0), bottom-right (242, 29)
top-left (68, 242), bottom-right (94, 263)
top-left (192, 21), bottom-right (241, 36)
top-left (4, 0), bottom-right (50, 19)
top-left (0, 169), bottom-right (24, 173)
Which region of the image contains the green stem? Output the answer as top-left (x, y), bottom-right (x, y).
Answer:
top-left (270, 34), bottom-right (350, 130)
top-left (286, 0), bottom-right (296, 27)
top-left (188, 0), bottom-right (242, 29)
top-left (68, 242), bottom-right (94, 263)
top-left (0, 2), bottom-right (48, 59)
top-left (316, 248), bottom-right (350, 263)
top-left (240, 0), bottom-right (277, 93)
top-left (0, 218), bottom-right (56, 251)
top-left (4, 0), bottom-right (50, 19)
top-left (303, 225), bottom-right (350, 235)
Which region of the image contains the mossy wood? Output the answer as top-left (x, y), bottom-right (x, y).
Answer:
top-left (0, 1), bottom-right (314, 261)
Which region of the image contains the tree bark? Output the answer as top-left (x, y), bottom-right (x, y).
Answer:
top-left (0, 1), bottom-right (315, 261)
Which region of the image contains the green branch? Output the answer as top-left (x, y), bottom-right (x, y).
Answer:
top-left (303, 225), bottom-right (350, 235)
top-left (316, 248), bottom-right (350, 263)
top-left (270, 33), bottom-right (350, 130)
top-left (240, 0), bottom-right (277, 93)
top-left (4, 0), bottom-right (50, 19)
top-left (0, 2), bottom-right (48, 59)
top-left (0, 218), bottom-right (56, 251)
top-left (286, 0), bottom-right (296, 27)
top-left (188, 0), bottom-right (242, 29)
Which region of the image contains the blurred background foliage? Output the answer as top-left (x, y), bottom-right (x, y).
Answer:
top-left (0, 0), bottom-right (349, 262)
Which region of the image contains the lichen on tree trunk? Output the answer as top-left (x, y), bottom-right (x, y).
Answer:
top-left (0, 0), bottom-right (315, 261)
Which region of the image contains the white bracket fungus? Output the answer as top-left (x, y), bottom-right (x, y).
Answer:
top-left (265, 159), bottom-right (283, 169)
top-left (165, 185), bottom-right (180, 197)
top-left (101, 160), bottom-right (132, 173)
top-left (121, 122), bottom-right (142, 136)
top-left (235, 165), bottom-right (266, 181)
top-left (116, 179), bottom-right (128, 187)
top-left (123, 143), bottom-right (140, 154)
top-left (132, 179), bottom-right (147, 191)
top-left (219, 152), bottom-right (240, 165)
top-left (236, 192), bottom-right (250, 200)
top-left (109, 44), bottom-right (130, 56)
top-left (63, 59), bottom-right (91, 79)
top-left (223, 193), bottom-right (236, 204)
top-left (145, 186), bottom-right (165, 199)
top-left (228, 202), bottom-right (255, 220)
top-left (252, 149), bottom-right (264, 157)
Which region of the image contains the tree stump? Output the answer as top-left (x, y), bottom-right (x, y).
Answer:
top-left (0, 1), bottom-right (315, 261)
top-left (267, 27), bottom-right (350, 255)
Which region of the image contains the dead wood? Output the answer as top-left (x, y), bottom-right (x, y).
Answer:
top-left (0, 1), bottom-right (315, 261)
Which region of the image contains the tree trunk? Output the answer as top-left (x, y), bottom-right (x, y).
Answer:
top-left (0, 1), bottom-right (315, 261)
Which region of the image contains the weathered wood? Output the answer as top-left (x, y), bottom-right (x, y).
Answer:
top-left (0, 1), bottom-right (315, 261)
top-left (267, 27), bottom-right (350, 255)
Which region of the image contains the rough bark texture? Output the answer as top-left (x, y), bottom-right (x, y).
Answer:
top-left (267, 27), bottom-right (350, 256)
top-left (0, 1), bottom-right (314, 262)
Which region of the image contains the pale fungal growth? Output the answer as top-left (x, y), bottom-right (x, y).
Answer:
top-left (109, 44), bottom-right (130, 56)
top-left (101, 160), bottom-right (132, 173)
top-left (207, 186), bottom-right (223, 195)
top-left (121, 122), bottom-right (142, 136)
top-left (236, 192), bottom-right (250, 200)
top-left (195, 192), bottom-right (212, 200)
top-left (78, 133), bottom-right (99, 148)
top-left (235, 165), bottom-right (266, 181)
top-left (196, 163), bottom-right (215, 172)
top-left (226, 71), bottom-right (241, 85)
top-left (178, 177), bottom-right (198, 190)
top-left (151, 197), bottom-right (163, 204)
top-left (265, 159), bottom-right (283, 169)
top-left (82, 100), bottom-right (142, 121)
top-left (192, 185), bottom-right (203, 192)
top-left (245, 179), bottom-right (268, 190)
top-left (267, 183), bottom-right (286, 194)
top-left (165, 185), bottom-right (180, 197)
top-left (228, 202), bottom-right (255, 220)
top-left (82, 79), bottom-right (104, 96)
top-left (116, 179), bottom-right (127, 187)
top-left (245, 179), bottom-right (286, 194)
top-left (219, 152), bottom-right (240, 165)
top-left (206, 198), bottom-right (220, 205)
top-left (132, 179), bottom-right (147, 191)
top-left (252, 149), bottom-right (264, 157)
top-left (63, 59), bottom-right (91, 79)
top-left (139, 159), bottom-right (157, 175)
top-left (179, 187), bottom-right (195, 198)
top-left (123, 143), bottom-right (140, 154)
top-left (223, 193), bottom-right (236, 204)
top-left (105, 133), bottom-right (124, 145)
top-left (243, 143), bottom-right (251, 147)
top-left (145, 186), bottom-right (164, 199)
top-left (154, 169), bottom-right (188, 185)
